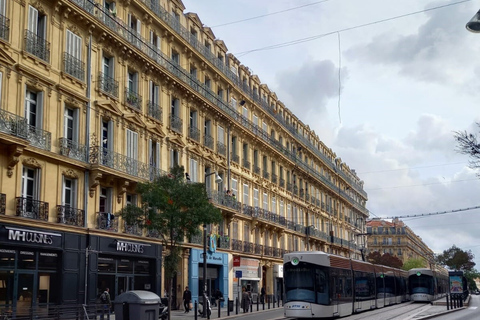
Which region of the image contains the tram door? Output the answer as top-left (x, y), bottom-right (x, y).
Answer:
top-left (331, 276), bottom-right (339, 315)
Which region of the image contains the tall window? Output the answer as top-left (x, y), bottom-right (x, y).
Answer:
top-left (127, 70), bottom-right (138, 93)
top-left (101, 119), bottom-right (113, 166)
top-left (217, 125), bottom-right (225, 145)
top-left (171, 50), bottom-right (179, 64)
top-left (99, 187), bottom-right (113, 213)
top-left (271, 197), bottom-right (276, 213)
top-left (231, 178), bottom-right (238, 197)
top-left (64, 107), bottom-right (79, 143)
top-left (263, 193), bottom-right (268, 210)
top-left (149, 139), bottom-right (160, 168)
top-left (126, 129), bottom-right (138, 175)
top-left (62, 177), bottom-right (77, 207)
top-left (242, 106), bottom-right (248, 118)
top-left (149, 29), bottom-right (161, 59)
top-left (27, 5), bottom-right (47, 45)
top-left (279, 200), bottom-right (284, 217)
top-left (243, 184), bottom-right (249, 205)
top-left (22, 166), bottom-right (39, 201)
top-left (25, 88), bottom-right (43, 129)
top-left (253, 188), bottom-right (259, 207)
top-left (243, 223), bottom-right (249, 242)
top-left (189, 158), bottom-right (198, 182)
top-left (170, 149), bottom-right (179, 167)
top-left (65, 30), bottom-right (82, 80)
top-left (128, 13), bottom-right (141, 48)
top-left (103, 54), bottom-right (114, 78)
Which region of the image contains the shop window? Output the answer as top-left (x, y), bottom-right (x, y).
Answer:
top-left (135, 260), bottom-right (150, 274)
top-left (118, 259), bottom-right (134, 273)
top-left (18, 251), bottom-right (36, 270)
top-left (0, 249), bottom-right (15, 268)
top-left (98, 257), bottom-right (115, 273)
top-left (38, 252), bottom-right (58, 271)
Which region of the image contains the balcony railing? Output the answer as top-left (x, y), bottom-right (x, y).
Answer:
top-left (263, 170), bottom-right (269, 179)
top-left (218, 236), bottom-right (230, 249)
top-left (0, 193), bottom-right (5, 215)
top-left (27, 125), bottom-right (52, 151)
top-left (254, 244), bottom-right (263, 255)
top-left (125, 87), bottom-right (142, 111)
top-left (242, 159), bottom-right (250, 170)
top-left (124, 222), bottom-right (143, 236)
top-left (0, 108), bottom-right (28, 138)
top-left (147, 100), bottom-right (162, 122)
top-left (97, 212), bottom-right (118, 232)
top-left (16, 197), bottom-right (49, 221)
top-left (271, 173), bottom-right (277, 183)
top-left (207, 189), bottom-right (241, 211)
top-left (279, 178), bottom-right (285, 188)
top-left (217, 142), bottom-right (226, 156)
top-left (0, 14), bottom-right (9, 42)
top-left (243, 241), bottom-right (254, 254)
top-left (189, 233), bottom-right (202, 245)
top-left (56, 205), bottom-right (84, 227)
top-left (264, 246), bottom-right (273, 256)
top-left (90, 145), bottom-right (159, 180)
top-left (98, 72), bottom-right (119, 98)
top-left (63, 52), bottom-right (85, 81)
top-left (232, 239), bottom-right (242, 251)
top-left (24, 29), bottom-right (50, 62)
top-left (231, 154), bottom-right (239, 164)
top-left (59, 138), bottom-right (87, 162)
top-left (253, 165), bottom-right (260, 175)
top-left (170, 114), bottom-right (183, 133)
top-left (188, 126), bottom-right (200, 142)
top-left (203, 134), bottom-right (214, 149)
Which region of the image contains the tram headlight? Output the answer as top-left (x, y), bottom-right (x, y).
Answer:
top-left (291, 257), bottom-right (300, 265)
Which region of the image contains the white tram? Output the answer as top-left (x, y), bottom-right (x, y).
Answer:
top-left (408, 268), bottom-right (448, 302)
top-left (283, 251), bottom-right (408, 318)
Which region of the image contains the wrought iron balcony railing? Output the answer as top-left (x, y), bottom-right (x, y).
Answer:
top-left (124, 222), bottom-right (143, 236)
top-left (243, 241), bottom-right (254, 254)
top-left (24, 29), bottom-right (50, 62)
top-left (125, 87), bottom-right (142, 111)
top-left (59, 138), bottom-right (87, 162)
top-left (203, 134), bottom-right (214, 149)
top-left (90, 145), bottom-right (159, 181)
top-left (189, 233), bottom-right (202, 245)
top-left (232, 239), bottom-right (242, 251)
top-left (98, 72), bottom-right (118, 97)
top-left (207, 189), bottom-right (241, 211)
top-left (27, 124), bottom-right (51, 151)
top-left (218, 236), bottom-right (230, 249)
top-left (217, 142), bottom-right (226, 156)
top-left (242, 159), bottom-right (250, 170)
top-left (263, 170), bottom-right (269, 179)
top-left (254, 244), bottom-right (263, 255)
top-left (188, 126), bottom-right (200, 142)
top-left (300, 189), bottom-right (304, 197)
top-left (63, 52), bottom-right (85, 81)
top-left (170, 114), bottom-right (183, 133)
top-left (264, 246), bottom-right (273, 256)
top-left (97, 212), bottom-right (118, 232)
top-left (0, 193), bottom-right (5, 215)
top-left (253, 165), bottom-right (260, 175)
top-left (231, 154), bottom-right (239, 164)
top-left (147, 100), bottom-right (162, 122)
top-left (271, 173), bottom-right (277, 183)
top-left (16, 197), bottom-right (49, 221)
top-left (0, 14), bottom-right (9, 42)
top-left (56, 205), bottom-right (84, 227)
top-left (279, 178), bottom-right (285, 188)
top-left (0, 108), bottom-right (28, 138)
top-left (286, 182), bottom-right (292, 192)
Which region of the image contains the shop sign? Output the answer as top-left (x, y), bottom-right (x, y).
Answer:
top-left (6, 226), bottom-right (61, 245)
top-left (233, 255), bottom-right (241, 267)
top-left (273, 264), bottom-right (284, 278)
top-left (116, 240), bottom-right (150, 253)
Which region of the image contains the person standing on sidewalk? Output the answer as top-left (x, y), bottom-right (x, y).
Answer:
top-left (183, 286), bottom-right (192, 313)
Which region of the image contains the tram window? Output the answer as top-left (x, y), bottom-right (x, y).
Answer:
top-left (18, 251), bottom-right (36, 269)
top-left (0, 250), bottom-right (15, 268)
top-left (284, 265), bottom-right (315, 302)
top-left (315, 269), bottom-right (329, 305)
top-left (39, 252), bottom-right (58, 271)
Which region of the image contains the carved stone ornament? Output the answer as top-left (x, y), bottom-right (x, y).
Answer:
top-left (63, 168), bottom-right (79, 179)
top-left (22, 157), bottom-right (42, 168)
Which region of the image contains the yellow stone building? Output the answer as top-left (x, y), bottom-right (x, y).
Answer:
top-left (0, 0), bottom-right (368, 310)
top-left (366, 218), bottom-right (434, 267)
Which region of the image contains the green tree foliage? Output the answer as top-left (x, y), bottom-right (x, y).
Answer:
top-left (402, 258), bottom-right (426, 271)
top-left (366, 251), bottom-right (403, 269)
top-left (435, 245), bottom-right (476, 271)
top-left (118, 165), bottom-right (222, 310)
top-left (454, 124), bottom-right (480, 173)
top-left (464, 269), bottom-right (480, 291)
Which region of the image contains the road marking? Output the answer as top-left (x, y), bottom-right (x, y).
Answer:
top-left (468, 307), bottom-right (477, 309)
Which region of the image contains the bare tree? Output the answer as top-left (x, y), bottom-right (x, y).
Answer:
top-left (454, 123), bottom-right (480, 173)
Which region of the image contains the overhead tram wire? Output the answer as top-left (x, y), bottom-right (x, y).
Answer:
top-left (234, 0), bottom-right (473, 57)
top-left (379, 205), bottom-right (480, 220)
top-left (211, 0), bottom-right (333, 28)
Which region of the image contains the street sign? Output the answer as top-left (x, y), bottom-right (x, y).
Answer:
top-left (235, 270), bottom-right (242, 278)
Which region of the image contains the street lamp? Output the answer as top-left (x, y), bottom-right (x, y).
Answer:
top-left (466, 9), bottom-right (480, 33)
top-left (202, 170), bottom-right (222, 317)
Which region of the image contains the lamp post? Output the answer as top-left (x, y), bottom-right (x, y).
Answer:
top-left (203, 170), bottom-right (222, 317)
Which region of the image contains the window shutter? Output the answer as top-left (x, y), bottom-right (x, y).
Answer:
top-left (28, 6), bottom-right (38, 34)
top-left (148, 139), bottom-right (153, 165)
top-left (155, 141), bottom-right (160, 167)
top-left (36, 91), bottom-right (44, 129)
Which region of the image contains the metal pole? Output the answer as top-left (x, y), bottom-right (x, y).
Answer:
top-left (203, 223), bottom-right (207, 318)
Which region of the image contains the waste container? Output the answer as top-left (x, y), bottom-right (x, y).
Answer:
top-left (114, 290), bottom-right (160, 320)
top-left (228, 299), bottom-right (234, 312)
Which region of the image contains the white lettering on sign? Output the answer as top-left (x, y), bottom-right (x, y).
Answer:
top-left (7, 227), bottom-right (60, 245)
top-left (116, 241), bottom-right (150, 253)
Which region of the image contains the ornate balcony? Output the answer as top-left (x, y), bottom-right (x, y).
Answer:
top-left (90, 146), bottom-right (155, 180)
top-left (253, 165), bottom-right (261, 175)
top-left (218, 236), bottom-right (230, 249)
top-left (125, 87), bottom-right (142, 111)
top-left (24, 29), bottom-right (50, 62)
top-left (300, 189), bottom-right (304, 197)
top-left (97, 212), bottom-right (118, 232)
top-left (0, 193), bottom-right (5, 215)
top-left (271, 173), bottom-right (277, 183)
top-left (124, 222), bottom-right (143, 236)
top-left (56, 205), bottom-right (84, 227)
top-left (264, 246), bottom-right (273, 256)
top-left (243, 241), bottom-right (254, 254)
top-left (27, 125), bottom-right (51, 151)
top-left (217, 142), bottom-right (226, 156)
top-left (286, 182), bottom-right (292, 192)
top-left (189, 233), bottom-right (202, 245)
top-left (98, 72), bottom-right (119, 98)
top-left (293, 185), bottom-right (298, 196)
top-left (15, 197), bottom-right (49, 221)
top-left (170, 114), bottom-right (183, 133)
top-left (262, 170), bottom-right (269, 179)
top-left (188, 126), bottom-right (200, 142)
top-left (207, 190), bottom-right (241, 211)
top-left (0, 108), bottom-right (27, 139)
top-left (242, 159), bottom-right (250, 170)
top-left (232, 239), bottom-right (242, 251)
top-left (279, 178), bottom-right (285, 188)
top-left (59, 138), bottom-right (87, 162)
top-left (0, 14), bottom-right (10, 42)
top-left (254, 244), bottom-right (263, 255)
top-left (203, 134), bottom-right (214, 149)
top-left (63, 52), bottom-right (85, 81)
top-left (147, 101), bottom-right (162, 122)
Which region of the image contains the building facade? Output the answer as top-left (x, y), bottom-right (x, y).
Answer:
top-left (0, 0), bottom-right (368, 312)
top-left (366, 218), bottom-right (434, 266)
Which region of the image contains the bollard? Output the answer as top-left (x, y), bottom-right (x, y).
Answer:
top-left (250, 299), bottom-right (253, 313)
top-left (446, 294), bottom-right (449, 310)
top-left (459, 296), bottom-right (463, 308)
top-left (207, 300), bottom-right (210, 320)
top-left (227, 299), bottom-right (230, 316)
top-left (218, 299), bottom-right (221, 318)
top-left (263, 298), bottom-right (265, 310)
top-left (194, 301), bottom-right (198, 320)
top-left (268, 298), bottom-right (271, 309)
top-left (256, 296), bottom-right (259, 311)
top-left (236, 297), bottom-right (239, 315)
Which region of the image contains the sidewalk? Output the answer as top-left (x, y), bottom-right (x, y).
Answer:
top-left (411, 295), bottom-right (469, 320)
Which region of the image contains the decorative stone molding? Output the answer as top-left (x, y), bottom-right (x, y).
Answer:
top-left (7, 146), bottom-right (24, 178)
top-left (62, 168), bottom-right (79, 179)
top-left (22, 157), bottom-right (42, 169)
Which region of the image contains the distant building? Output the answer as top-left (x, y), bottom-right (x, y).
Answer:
top-left (366, 218), bottom-right (434, 266)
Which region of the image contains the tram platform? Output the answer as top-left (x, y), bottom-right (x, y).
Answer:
top-left (413, 295), bottom-right (469, 320)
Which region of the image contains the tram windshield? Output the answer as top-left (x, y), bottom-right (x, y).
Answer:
top-left (409, 275), bottom-right (434, 295)
top-left (284, 262), bottom-right (329, 305)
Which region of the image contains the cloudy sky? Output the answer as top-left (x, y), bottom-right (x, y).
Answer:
top-left (182, 0), bottom-right (480, 267)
